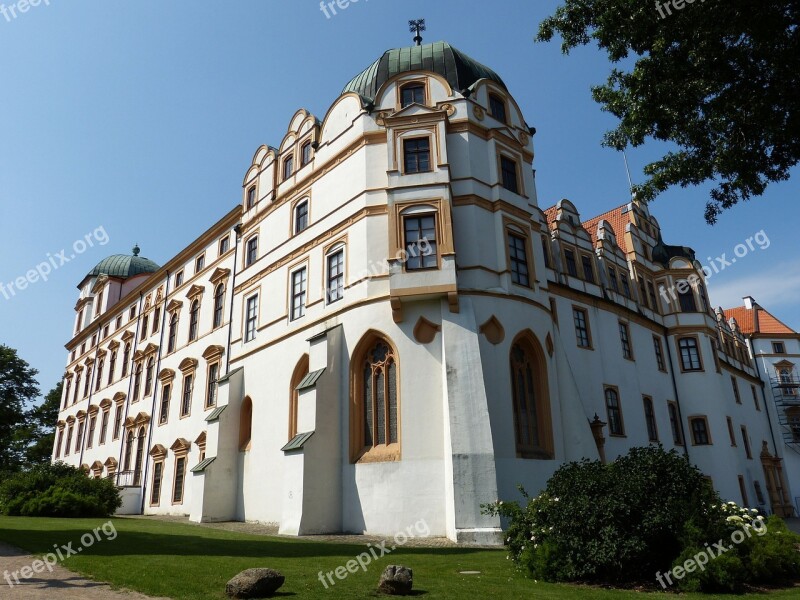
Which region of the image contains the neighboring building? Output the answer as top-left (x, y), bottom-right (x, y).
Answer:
top-left (724, 298), bottom-right (800, 516)
top-left (53, 40), bottom-right (796, 545)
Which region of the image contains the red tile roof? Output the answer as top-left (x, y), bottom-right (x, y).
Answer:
top-left (580, 204), bottom-right (631, 253)
top-left (722, 305), bottom-right (796, 335)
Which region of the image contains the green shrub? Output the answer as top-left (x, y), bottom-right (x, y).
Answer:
top-left (0, 462), bottom-right (120, 517)
top-left (744, 516), bottom-right (800, 584)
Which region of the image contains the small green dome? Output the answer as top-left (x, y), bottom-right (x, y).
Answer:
top-left (88, 246), bottom-right (160, 280)
top-left (342, 41), bottom-right (507, 103)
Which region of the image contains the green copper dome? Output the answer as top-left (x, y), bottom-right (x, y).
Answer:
top-left (87, 245), bottom-right (160, 280)
top-left (342, 41), bottom-right (507, 103)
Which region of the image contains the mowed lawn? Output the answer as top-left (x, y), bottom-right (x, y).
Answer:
top-left (0, 517), bottom-right (798, 600)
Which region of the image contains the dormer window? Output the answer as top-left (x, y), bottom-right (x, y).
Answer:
top-left (283, 155), bottom-right (294, 180)
top-left (489, 93), bottom-right (507, 124)
top-left (401, 83), bottom-right (425, 108)
top-left (246, 186), bottom-right (256, 210)
top-left (301, 141), bottom-right (312, 166)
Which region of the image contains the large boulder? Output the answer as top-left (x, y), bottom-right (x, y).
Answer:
top-left (378, 565), bottom-right (413, 595)
top-left (225, 568), bottom-right (285, 598)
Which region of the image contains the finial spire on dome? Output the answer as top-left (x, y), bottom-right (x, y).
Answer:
top-left (409, 19), bottom-right (425, 46)
top-left (132, 244), bottom-right (140, 257)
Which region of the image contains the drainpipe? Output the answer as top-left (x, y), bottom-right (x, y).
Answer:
top-left (140, 271), bottom-right (171, 514)
top-left (225, 224), bottom-right (242, 375)
top-left (663, 327), bottom-right (691, 461)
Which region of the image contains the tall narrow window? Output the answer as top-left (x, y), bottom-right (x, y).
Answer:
top-left (619, 322), bottom-right (633, 360)
top-left (404, 215), bottom-right (438, 270)
top-left (401, 83), bottom-right (425, 107)
top-left (727, 417), bottom-right (737, 446)
top-left (289, 355), bottom-right (309, 440)
top-left (489, 93), bottom-right (507, 123)
top-left (677, 282), bottom-right (697, 312)
top-left (246, 236), bottom-right (258, 266)
top-left (219, 235), bottom-right (230, 255)
top-left (679, 337), bottom-right (702, 371)
top-left (55, 429), bottom-right (63, 459)
top-left (87, 415), bottom-right (97, 449)
top-left (213, 283), bottom-right (225, 328)
top-left (124, 430), bottom-right (134, 471)
top-left (63, 380), bottom-right (71, 409)
top-left (403, 138), bottom-right (431, 174)
top-left (132, 363), bottom-right (143, 401)
top-left (151, 462), bottom-right (163, 506)
top-left (751, 385), bottom-right (760, 411)
top-left (607, 266), bottom-right (619, 292)
top-left (647, 281), bottom-right (659, 314)
top-left (246, 185), bottom-right (256, 209)
top-left (159, 384), bottom-right (171, 424)
top-left (605, 387), bottom-right (625, 436)
top-left (73, 373), bottom-right (81, 404)
top-left (141, 315), bottom-right (149, 341)
top-left (108, 351), bottom-right (116, 384)
top-left (510, 337), bottom-right (553, 458)
top-left (620, 274), bottom-right (632, 299)
top-left (172, 456), bottom-right (187, 504)
top-left (653, 336), bottom-right (667, 372)
top-left (175, 271), bottom-right (184, 287)
top-left (301, 141), bottom-right (312, 166)
top-left (563, 248), bottom-right (578, 277)
top-left (180, 374), bottom-right (193, 417)
top-left (741, 426), bottom-right (752, 458)
top-left (143, 357), bottom-right (155, 398)
top-left (168, 314), bottom-right (178, 353)
top-left (283, 155), bottom-right (294, 180)
top-left (326, 249), bottom-right (345, 304)
top-left (244, 295), bottom-right (258, 342)
top-left (573, 308), bottom-right (591, 348)
top-left (239, 397), bottom-right (253, 451)
top-left (75, 420), bottom-right (85, 453)
top-left (359, 338), bottom-right (399, 452)
top-left (83, 367), bottom-right (92, 398)
top-left (95, 360), bottom-right (104, 392)
top-left (291, 268), bottom-right (307, 320)
top-left (690, 417), bottom-right (710, 445)
top-left (153, 308), bottom-right (161, 334)
top-left (508, 233), bottom-right (530, 286)
top-left (113, 405), bottom-right (123, 440)
top-left (581, 254), bottom-right (595, 283)
top-left (541, 236), bottom-right (552, 268)
top-left (732, 376), bottom-right (742, 404)
top-left (122, 343), bottom-right (130, 377)
top-left (206, 363), bottom-right (219, 408)
top-left (188, 300), bottom-right (199, 342)
top-left (500, 156), bottom-right (519, 193)
top-left (295, 202), bottom-right (309, 234)
top-left (638, 276), bottom-right (649, 308)
top-left (134, 427), bottom-right (145, 486)
top-left (99, 410), bottom-right (109, 444)
top-left (195, 255), bottom-right (205, 273)
top-left (643, 396), bottom-right (658, 442)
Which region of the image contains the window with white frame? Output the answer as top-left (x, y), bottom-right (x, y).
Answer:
top-left (291, 268), bottom-right (307, 321)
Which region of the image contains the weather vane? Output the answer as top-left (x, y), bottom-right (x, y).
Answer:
top-left (409, 19), bottom-right (425, 46)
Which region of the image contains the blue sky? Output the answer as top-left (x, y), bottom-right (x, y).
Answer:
top-left (1, 0), bottom-right (797, 398)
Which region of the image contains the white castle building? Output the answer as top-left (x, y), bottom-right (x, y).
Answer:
top-left (53, 40), bottom-right (798, 544)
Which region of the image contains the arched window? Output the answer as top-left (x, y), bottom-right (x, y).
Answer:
top-left (189, 300), bottom-right (200, 341)
top-left (295, 201), bottom-right (309, 234)
top-left (132, 362), bottom-right (143, 401)
top-left (122, 343), bottom-right (131, 377)
top-left (239, 397), bottom-right (253, 451)
top-left (124, 430), bottom-right (134, 471)
top-left (605, 387), bottom-right (625, 436)
top-left (95, 359), bottom-right (104, 392)
top-left (133, 426), bottom-right (146, 486)
top-left (108, 351), bottom-right (116, 384)
top-left (168, 313), bottom-right (178, 353)
top-left (143, 357), bottom-right (155, 397)
top-left (509, 333), bottom-right (554, 458)
top-left (213, 284), bottom-right (225, 328)
top-left (289, 354), bottom-right (309, 440)
top-left (351, 333), bottom-right (400, 462)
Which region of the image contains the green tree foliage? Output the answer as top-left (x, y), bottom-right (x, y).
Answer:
top-left (0, 345), bottom-right (40, 473)
top-left (537, 1), bottom-right (800, 223)
top-left (17, 381), bottom-right (62, 467)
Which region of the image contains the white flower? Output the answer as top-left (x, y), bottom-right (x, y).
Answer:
top-left (750, 508), bottom-right (758, 513)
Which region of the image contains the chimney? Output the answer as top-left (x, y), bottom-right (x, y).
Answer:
top-left (743, 296), bottom-right (756, 310)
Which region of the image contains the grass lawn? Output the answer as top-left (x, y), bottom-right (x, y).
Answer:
top-left (0, 516), bottom-right (798, 599)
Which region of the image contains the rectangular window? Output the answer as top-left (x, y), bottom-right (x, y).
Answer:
top-left (141, 315), bottom-right (149, 341)
top-left (727, 417), bottom-right (737, 446)
top-left (219, 236), bottom-right (230, 255)
top-left (620, 274), bottom-right (631, 298)
top-left (151, 462), bottom-right (163, 506)
top-left (159, 384), bottom-right (171, 424)
top-left (541, 236), bottom-right (552, 268)
top-left (246, 236), bottom-right (258, 267)
top-left (731, 376), bottom-right (741, 404)
top-left (326, 249), bottom-right (345, 304)
top-left (741, 426), bottom-right (752, 458)
top-left (500, 156), bottom-right (519, 193)
top-left (581, 254), bottom-right (595, 283)
top-left (690, 417), bottom-right (710, 445)
top-left (301, 141), bottom-right (312, 165)
top-left (638, 276), bottom-right (648, 308)
top-left (113, 405), bottom-right (123, 440)
top-left (605, 387), bottom-right (625, 436)
top-left (291, 268), bottom-right (307, 320)
top-left (643, 396), bottom-right (658, 442)
top-left (489, 94), bottom-right (507, 123)
top-left (283, 155), bottom-right (294, 180)
top-left (647, 281), bottom-right (659, 314)
top-left (244, 295), bottom-right (258, 342)
top-left (404, 215), bottom-right (438, 270)
top-left (206, 363), bottom-right (219, 408)
top-left (751, 385), bottom-right (760, 411)
top-left (401, 83), bottom-right (425, 107)
top-left (295, 201), bottom-right (309, 234)
top-left (180, 374), bottom-right (193, 417)
top-left (653, 336), bottom-right (667, 372)
top-left (99, 410), bottom-right (109, 444)
top-left (772, 342), bottom-right (786, 354)
top-left (607, 266), bottom-right (619, 293)
top-left (403, 138), bottom-right (431, 174)
top-left (668, 402), bottom-right (683, 445)
top-left (679, 337), bottom-right (703, 371)
top-left (175, 271), bottom-right (184, 287)
top-left (573, 308), bottom-right (591, 349)
top-left (172, 456), bottom-right (186, 504)
top-left (508, 233), bottom-right (530, 287)
top-left (246, 186), bottom-right (256, 210)
top-left (195, 255), bottom-right (205, 273)
top-left (86, 416), bottom-right (96, 449)
top-left (738, 475), bottom-right (749, 507)
top-left (152, 307), bottom-right (160, 334)
top-left (564, 249), bottom-right (578, 277)
top-left (619, 322), bottom-right (633, 360)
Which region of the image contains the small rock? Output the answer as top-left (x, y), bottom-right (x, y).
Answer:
top-left (378, 565), bottom-right (413, 595)
top-left (225, 568), bottom-right (285, 598)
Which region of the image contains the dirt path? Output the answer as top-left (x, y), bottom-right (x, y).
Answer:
top-left (0, 541), bottom-right (171, 600)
